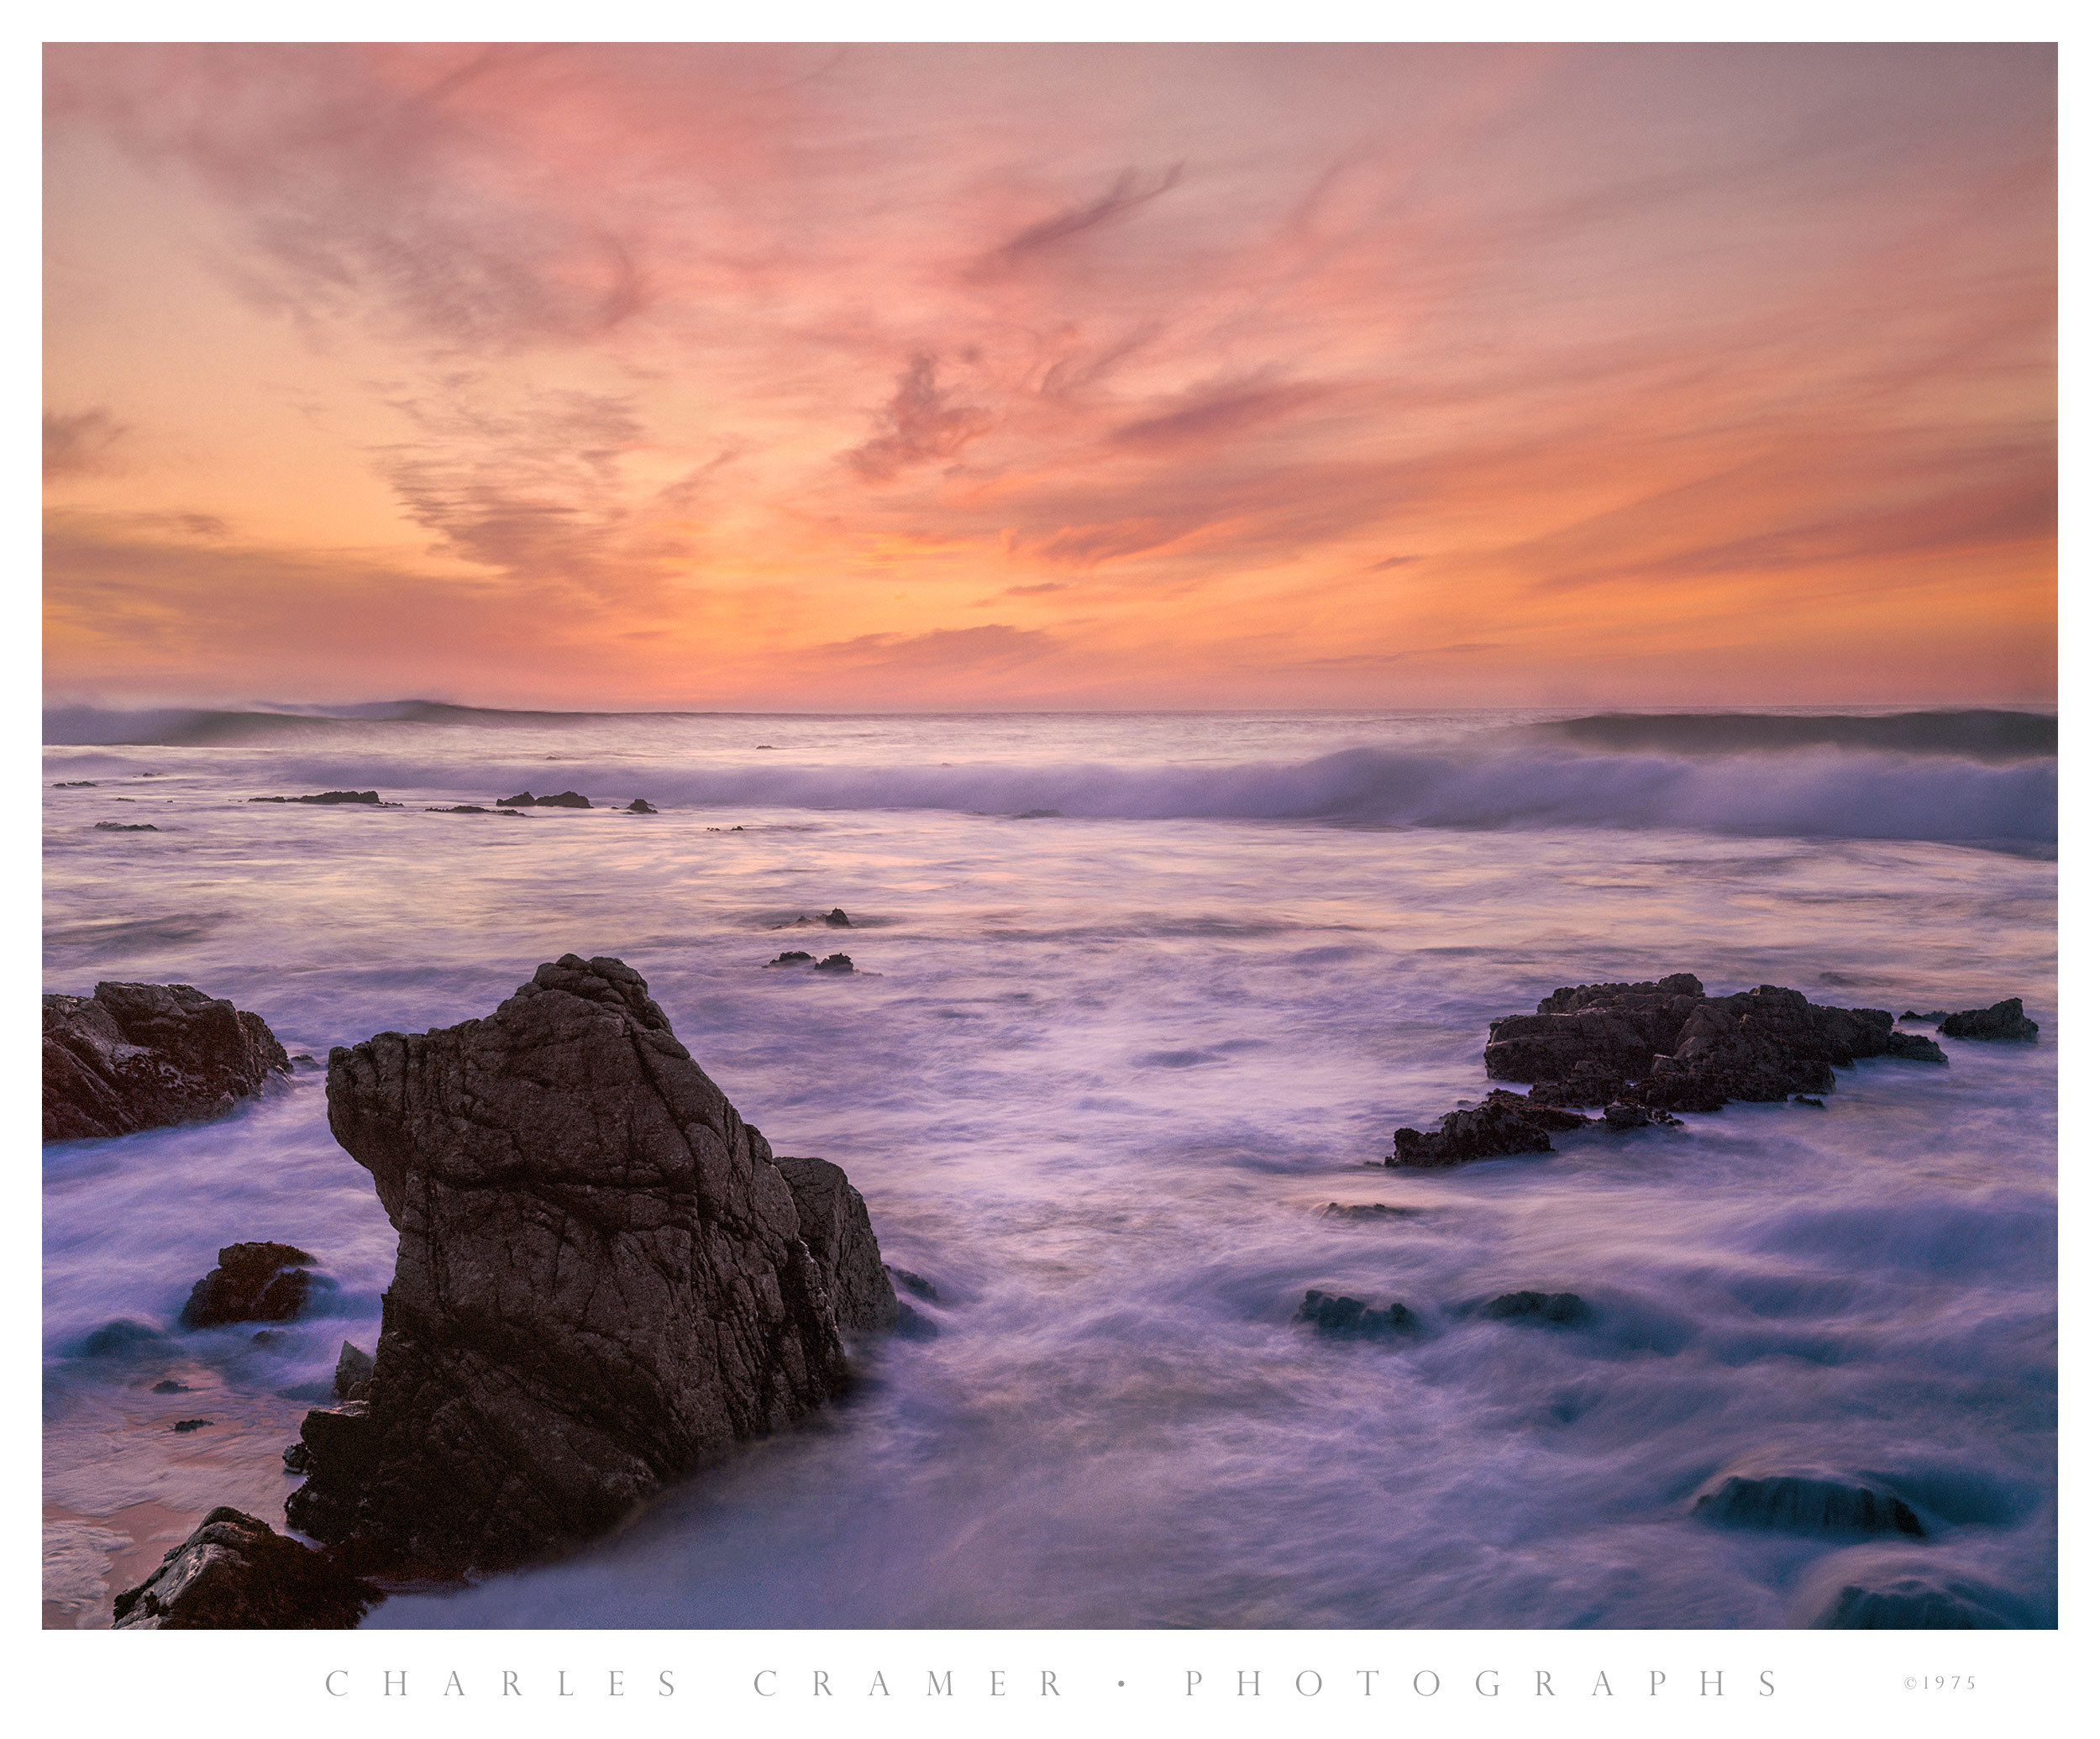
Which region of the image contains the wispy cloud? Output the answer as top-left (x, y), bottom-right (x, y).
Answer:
top-left (44, 408), bottom-right (129, 480)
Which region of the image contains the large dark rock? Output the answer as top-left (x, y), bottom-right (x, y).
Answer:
top-left (1389, 1090), bottom-right (1587, 1167)
top-left (1480, 1290), bottom-right (1591, 1326)
top-left (110, 1507), bottom-right (375, 1629)
top-left (1693, 1473), bottom-right (1925, 1538)
top-left (285, 954), bottom-right (877, 1575)
top-left (497, 790), bottom-right (592, 808)
top-left (181, 1243), bottom-right (317, 1328)
top-left (43, 981), bottom-right (291, 1143)
top-left (1938, 998), bottom-right (2040, 1042)
top-left (333, 1341), bottom-right (374, 1400)
top-left (771, 1156), bottom-right (899, 1334)
top-left (247, 790), bottom-right (386, 805)
top-left (1295, 1290), bottom-right (1415, 1337)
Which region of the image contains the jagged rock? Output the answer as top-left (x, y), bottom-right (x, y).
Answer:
top-left (772, 1156), bottom-right (898, 1334)
top-left (886, 1265), bottom-right (939, 1300)
top-left (93, 821), bottom-right (159, 831)
top-left (285, 954), bottom-right (877, 1574)
top-left (823, 908), bottom-right (852, 927)
top-left (537, 791), bottom-right (591, 808)
top-left (247, 791), bottom-right (385, 805)
top-left (1901, 1010), bottom-right (1950, 1022)
top-left (1601, 1101), bottom-right (1681, 1130)
top-left (1390, 1090), bottom-right (1587, 1167)
top-left (44, 982), bottom-right (291, 1143)
top-left (54, 780), bottom-right (97, 787)
top-left (171, 1418), bottom-right (212, 1432)
top-left (111, 1506), bottom-right (375, 1630)
top-left (1481, 1290), bottom-right (1590, 1325)
top-left (1693, 1473), bottom-right (1925, 1538)
top-left (768, 951), bottom-right (814, 967)
top-left (1295, 1290), bottom-right (1414, 1337)
top-left (1469, 973), bottom-right (1949, 1131)
top-left (1938, 998), bottom-right (2040, 1042)
top-left (283, 1442), bottom-right (311, 1474)
top-left (624, 798), bottom-right (658, 813)
top-left (498, 791), bottom-right (534, 806)
top-left (333, 1341), bottom-right (374, 1400)
top-left (181, 1243), bottom-right (317, 1328)
top-left (813, 953), bottom-right (853, 973)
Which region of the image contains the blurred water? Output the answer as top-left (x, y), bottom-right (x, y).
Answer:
top-left (42, 709), bottom-right (2055, 1628)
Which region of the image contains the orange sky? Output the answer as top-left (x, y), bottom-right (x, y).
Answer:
top-left (43, 42), bottom-right (2055, 711)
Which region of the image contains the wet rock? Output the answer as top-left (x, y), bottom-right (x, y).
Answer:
top-left (423, 805), bottom-right (522, 817)
top-left (333, 1341), bottom-right (374, 1401)
top-left (1321, 1202), bottom-right (1420, 1222)
top-left (767, 951), bottom-right (814, 967)
top-left (181, 1243), bottom-right (316, 1328)
top-left (1600, 1101), bottom-right (1680, 1130)
top-left (1793, 1095), bottom-right (1825, 1107)
top-left (1481, 1290), bottom-right (1591, 1325)
top-left (1808, 1570), bottom-right (2019, 1629)
top-left (498, 791), bottom-right (534, 806)
top-left (1389, 1090), bottom-right (1586, 1167)
top-left (151, 1379), bottom-right (188, 1394)
top-left (895, 1301), bottom-right (941, 1341)
top-left (1883, 1031), bottom-right (1949, 1062)
top-left (78, 1320), bottom-right (168, 1359)
top-left (283, 1442), bottom-right (311, 1474)
top-left (537, 791), bottom-right (591, 808)
top-left (813, 953), bottom-right (854, 973)
top-left (1938, 998), bottom-right (2040, 1042)
top-left (1901, 1010), bottom-right (1950, 1022)
top-left (247, 791), bottom-right (386, 805)
top-left (171, 1418), bottom-right (213, 1432)
top-left (111, 1506), bottom-right (376, 1630)
top-left (54, 780), bottom-right (97, 787)
top-left (823, 908), bottom-right (852, 927)
top-left (886, 1265), bottom-right (939, 1300)
top-left (625, 798), bottom-right (658, 813)
top-left (93, 821), bottom-right (159, 831)
top-left (285, 954), bottom-right (877, 1574)
top-left (1693, 1472), bottom-right (1925, 1537)
top-left (44, 980), bottom-right (291, 1143)
top-left (1295, 1290), bottom-right (1415, 1337)
top-left (772, 1155), bottom-right (899, 1335)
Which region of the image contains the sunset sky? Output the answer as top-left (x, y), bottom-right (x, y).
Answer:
top-left (43, 42), bottom-right (2055, 712)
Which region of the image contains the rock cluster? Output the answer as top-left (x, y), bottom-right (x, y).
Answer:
top-left (1296, 1290), bottom-right (1414, 1337)
top-left (248, 791), bottom-right (389, 805)
top-left (284, 954), bottom-right (891, 1576)
top-left (497, 790), bottom-right (591, 807)
top-left (1938, 998), bottom-right (2040, 1042)
top-left (111, 1507), bottom-right (376, 1629)
top-left (181, 1243), bottom-right (317, 1328)
top-left (43, 980), bottom-right (291, 1143)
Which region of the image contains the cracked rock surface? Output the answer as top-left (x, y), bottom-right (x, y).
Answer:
top-left (112, 1507), bottom-right (375, 1629)
top-left (286, 954), bottom-right (870, 1575)
top-left (42, 980), bottom-right (291, 1143)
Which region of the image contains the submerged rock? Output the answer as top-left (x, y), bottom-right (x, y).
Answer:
top-left (886, 1265), bottom-right (939, 1300)
top-left (248, 790), bottom-right (386, 805)
top-left (1480, 1290), bottom-right (1591, 1326)
top-left (1390, 1090), bottom-right (1586, 1167)
top-left (1321, 1202), bottom-right (1420, 1222)
top-left (111, 1507), bottom-right (376, 1629)
top-left (1693, 1472), bottom-right (1925, 1538)
top-left (92, 821), bottom-right (159, 832)
top-left (43, 980), bottom-right (291, 1143)
top-left (1938, 998), bottom-right (2040, 1042)
top-left (496, 791), bottom-right (592, 808)
top-left (285, 954), bottom-right (883, 1575)
top-left (1295, 1290), bottom-right (1415, 1337)
top-left (181, 1243), bottom-right (316, 1328)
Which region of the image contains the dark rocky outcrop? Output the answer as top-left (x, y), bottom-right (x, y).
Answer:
top-left (111, 1507), bottom-right (377, 1629)
top-left (814, 954), bottom-right (853, 973)
top-left (823, 908), bottom-right (852, 927)
top-left (424, 806), bottom-right (522, 817)
top-left (625, 798), bottom-right (658, 813)
top-left (181, 1243), bottom-right (316, 1328)
top-left (1938, 998), bottom-right (2040, 1042)
top-left (54, 780), bottom-right (97, 787)
top-left (768, 951), bottom-right (814, 967)
top-left (171, 1418), bottom-right (212, 1432)
top-left (771, 1156), bottom-right (898, 1334)
top-left (284, 954), bottom-right (881, 1575)
top-left (1390, 1090), bottom-right (1588, 1167)
top-left (1478, 973), bottom-right (1946, 1118)
top-left (886, 1265), bottom-right (939, 1300)
top-left (1693, 1472), bottom-right (1925, 1538)
top-left (1321, 1202), bottom-right (1419, 1222)
top-left (496, 791), bottom-right (591, 808)
top-left (1901, 1011), bottom-right (1950, 1022)
top-left (248, 791), bottom-right (387, 805)
top-left (333, 1341), bottom-right (374, 1400)
top-left (1389, 971), bottom-right (1960, 1168)
top-left (1811, 1576), bottom-right (2015, 1629)
top-left (1480, 1290), bottom-right (1591, 1326)
top-left (93, 821), bottom-right (159, 831)
top-left (1295, 1290), bottom-right (1415, 1337)
top-left (44, 980), bottom-right (291, 1143)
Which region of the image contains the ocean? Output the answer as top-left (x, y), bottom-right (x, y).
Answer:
top-left (40, 706), bottom-right (2056, 1629)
